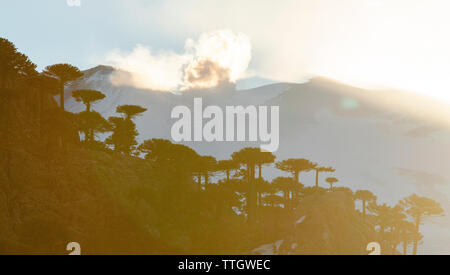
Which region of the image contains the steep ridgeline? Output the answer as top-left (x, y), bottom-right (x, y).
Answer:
top-left (0, 81), bottom-right (374, 255)
top-left (65, 67), bottom-right (450, 254)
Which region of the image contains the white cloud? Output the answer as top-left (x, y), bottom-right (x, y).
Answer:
top-left (106, 45), bottom-right (188, 91)
top-left (114, 0), bottom-right (450, 102)
top-left (105, 30), bottom-right (251, 91)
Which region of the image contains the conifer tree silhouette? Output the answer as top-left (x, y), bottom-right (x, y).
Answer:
top-left (72, 89), bottom-right (107, 142)
top-left (354, 190), bottom-right (377, 217)
top-left (313, 166), bottom-right (335, 189)
top-left (326, 177), bottom-right (338, 191)
top-left (106, 105), bottom-right (146, 154)
top-left (43, 64), bottom-right (83, 111)
top-left (0, 38), bottom-right (36, 88)
top-left (400, 194), bottom-right (444, 255)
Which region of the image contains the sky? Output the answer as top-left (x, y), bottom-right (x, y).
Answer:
top-left (1, 0), bottom-right (450, 100)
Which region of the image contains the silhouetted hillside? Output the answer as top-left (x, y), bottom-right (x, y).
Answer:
top-left (0, 84), bottom-right (380, 255)
top-left (1, 38), bottom-right (445, 255)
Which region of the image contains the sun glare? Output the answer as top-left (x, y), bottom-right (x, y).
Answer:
top-left (307, 0), bottom-right (450, 104)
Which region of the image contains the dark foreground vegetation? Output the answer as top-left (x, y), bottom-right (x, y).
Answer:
top-left (0, 38), bottom-right (444, 255)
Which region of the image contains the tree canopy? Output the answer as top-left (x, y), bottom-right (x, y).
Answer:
top-left (43, 63), bottom-right (83, 111)
top-left (72, 89), bottom-right (106, 112)
top-left (401, 194), bottom-right (444, 220)
top-left (43, 63), bottom-right (83, 84)
top-left (106, 117), bottom-right (138, 154)
top-left (276, 158), bottom-right (317, 183)
top-left (139, 138), bottom-right (199, 165)
top-left (0, 38), bottom-right (37, 88)
top-left (116, 105), bottom-right (147, 120)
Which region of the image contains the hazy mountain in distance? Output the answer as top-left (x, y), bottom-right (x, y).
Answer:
top-left (65, 65), bottom-right (291, 142)
top-left (65, 65), bottom-right (450, 254)
top-left (235, 76), bottom-right (278, 90)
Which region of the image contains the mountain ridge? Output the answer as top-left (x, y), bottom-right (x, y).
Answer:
top-left (66, 65), bottom-right (450, 254)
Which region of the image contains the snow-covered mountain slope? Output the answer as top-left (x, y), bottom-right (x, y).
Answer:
top-left (65, 66), bottom-right (290, 143)
top-left (65, 65), bottom-right (450, 254)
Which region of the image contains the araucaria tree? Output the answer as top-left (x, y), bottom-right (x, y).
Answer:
top-left (276, 158), bottom-right (316, 184)
top-left (199, 156), bottom-right (218, 187)
top-left (116, 105), bottom-right (147, 120)
top-left (400, 194), bottom-right (444, 255)
top-left (43, 63), bottom-right (83, 111)
top-left (354, 190), bottom-right (377, 217)
top-left (255, 152), bottom-right (276, 207)
top-left (272, 176), bottom-right (300, 210)
top-left (0, 38), bottom-right (36, 88)
top-left (232, 148), bottom-right (275, 222)
top-left (77, 111), bottom-right (110, 144)
top-left (276, 158), bottom-right (316, 201)
top-left (217, 159), bottom-right (240, 181)
top-left (313, 166), bottom-right (335, 189)
top-left (72, 89), bottom-right (107, 143)
top-left (106, 117), bottom-right (138, 154)
top-left (138, 138), bottom-right (200, 183)
top-left (0, 38), bottom-right (36, 186)
top-left (106, 105), bottom-right (147, 155)
top-left (72, 89), bottom-right (106, 112)
top-left (326, 177), bottom-right (338, 191)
